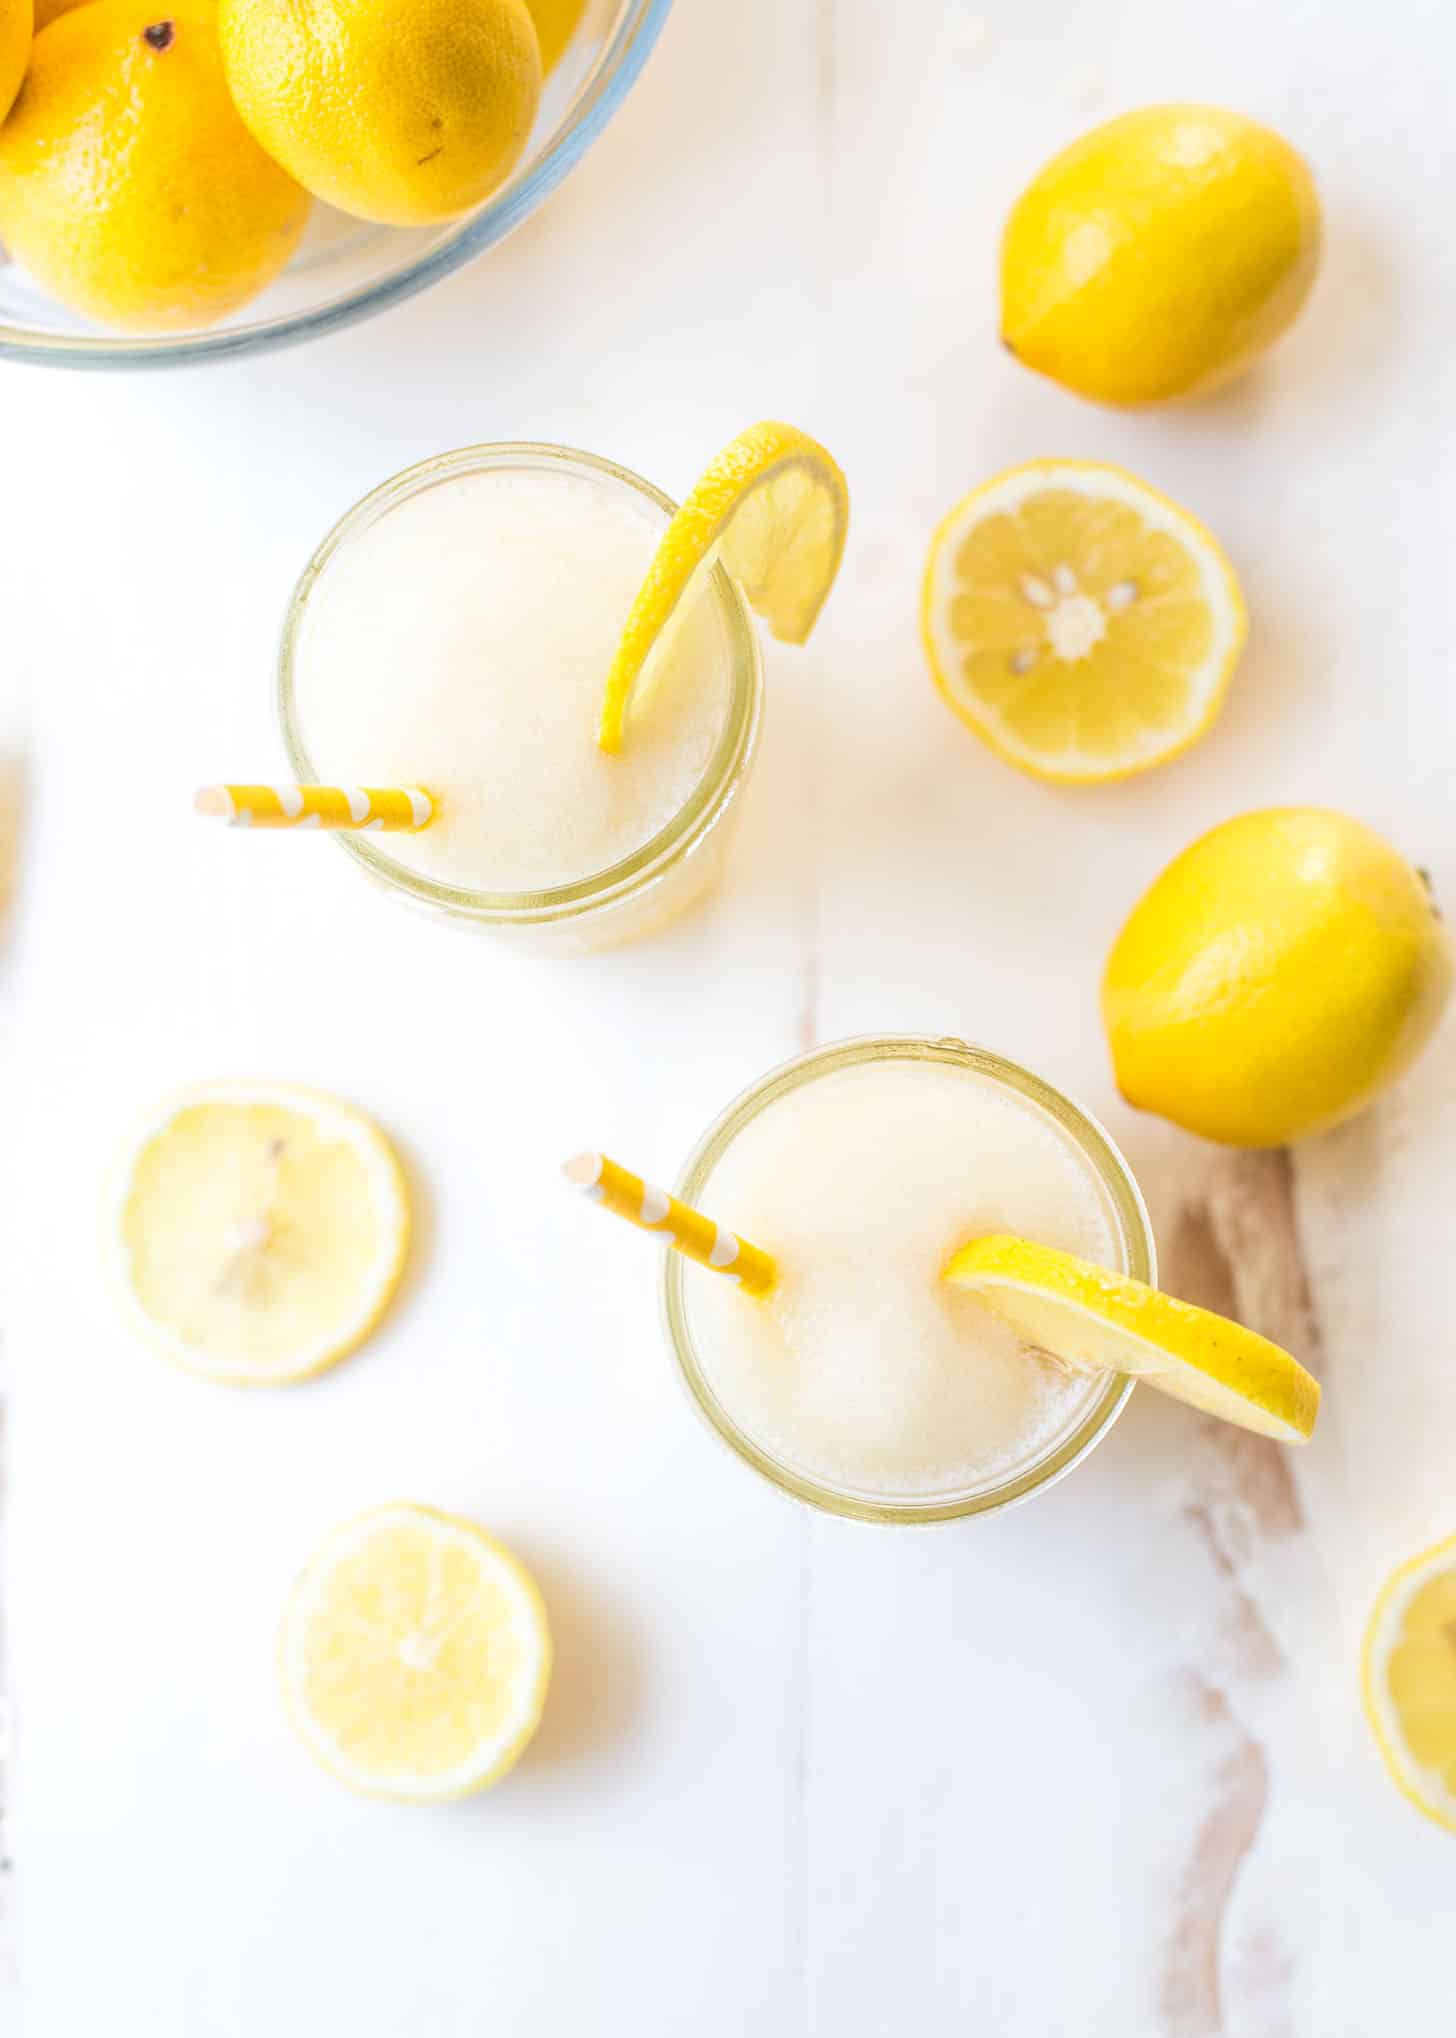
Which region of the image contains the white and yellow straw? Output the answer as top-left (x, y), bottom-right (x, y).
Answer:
top-left (563, 1151), bottom-right (777, 1297)
top-left (194, 785), bottom-right (434, 832)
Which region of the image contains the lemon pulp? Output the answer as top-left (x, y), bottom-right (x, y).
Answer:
top-left (922, 461), bottom-right (1244, 783)
top-left (1363, 1534), bottom-right (1456, 1831)
top-left (280, 1504), bottom-right (552, 1801)
top-left (113, 1082), bottom-right (409, 1385)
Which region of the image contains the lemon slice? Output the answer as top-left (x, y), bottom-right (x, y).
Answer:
top-left (111, 1081), bottom-right (409, 1386)
top-left (598, 420), bottom-right (849, 752)
top-left (921, 460), bottom-right (1245, 782)
top-left (942, 1235), bottom-right (1319, 1441)
top-left (1362, 1533), bottom-right (1456, 1832)
top-left (280, 1504), bottom-right (552, 1802)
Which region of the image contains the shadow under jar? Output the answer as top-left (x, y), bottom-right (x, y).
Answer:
top-left (664, 1036), bottom-right (1156, 1524)
top-left (279, 441), bottom-right (762, 954)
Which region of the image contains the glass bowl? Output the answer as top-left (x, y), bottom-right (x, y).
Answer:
top-left (0, 0), bottom-right (672, 369)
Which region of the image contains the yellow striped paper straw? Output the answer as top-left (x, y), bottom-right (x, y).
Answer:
top-left (194, 785), bottom-right (434, 832)
top-left (563, 1151), bottom-right (777, 1297)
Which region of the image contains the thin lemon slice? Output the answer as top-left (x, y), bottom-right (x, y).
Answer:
top-left (280, 1504), bottom-right (552, 1802)
top-left (598, 420), bottom-right (849, 752)
top-left (921, 460), bottom-right (1245, 783)
top-left (943, 1235), bottom-right (1319, 1441)
top-left (1362, 1533), bottom-right (1456, 1832)
top-left (111, 1081), bottom-right (409, 1386)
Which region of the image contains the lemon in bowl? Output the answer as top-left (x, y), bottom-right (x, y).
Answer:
top-left (0, 0), bottom-right (29, 123)
top-left (0, 0), bottom-right (672, 362)
top-left (1001, 104), bottom-right (1322, 405)
top-left (218, 0), bottom-right (542, 228)
top-left (0, 0), bottom-right (311, 332)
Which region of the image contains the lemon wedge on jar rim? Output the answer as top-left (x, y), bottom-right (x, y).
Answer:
top-left (598, 420), bottom-right (849, 753)
top-left (280, 1503), bottom-right (552, 1802)
top-left (922, 460), bottom-right (1245, 783)
top-left (1363, 1533), bottom-right (1456, 1832)
top-left (110, 1081), bottom-right (409, 1386)
top-left (943, 1235), bottom-right (1319, 1442)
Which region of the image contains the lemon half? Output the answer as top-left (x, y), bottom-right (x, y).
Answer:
top-left (112, 1081), bottom-right (410, 1386)
top-left (922, 461), bottom-right (1245, 783)
top-left (1362, 1533), bottom-right (1456, 1832)
top-left (280, 1504), bottom-right (552, 1802)
top-left (599, 420), bottom-right (848, 753)
top-left (943, 1235), bottom-right (1319, 1442)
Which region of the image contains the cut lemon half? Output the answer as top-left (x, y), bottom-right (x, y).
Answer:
top-left (598, 420), bottom-right (849, 752)
top-left (921, 460), bottom-right (1245, 782)
top-left (943, 1235), bottom-right (1318, 1441)
top-left (280, 1503), bottom-right (552, 1802)
top-left (1362, 1533), bottom-right (1456, 1832)
top-left (111, 1081), bottom-right (410, 1386)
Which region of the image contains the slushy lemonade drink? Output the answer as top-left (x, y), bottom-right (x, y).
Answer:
top-left (280, 444), bottom-right (761, 946)
top-left (666, 1038), bottom-right (1154, 1522)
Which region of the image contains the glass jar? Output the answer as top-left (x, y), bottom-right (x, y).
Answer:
top-left (278, 441), bottom-right (762, 954)
top-left (663, 1035), bottom-right (1156, 1524)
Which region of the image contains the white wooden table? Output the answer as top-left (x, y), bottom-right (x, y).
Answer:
top-left (5, 1), bottom-right (1455, 2029)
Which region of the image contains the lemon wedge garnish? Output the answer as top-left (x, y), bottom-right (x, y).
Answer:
top-left (280, 1504), bottom-right (552, 1802)
top-left (1362, 1533), bottom-right (1456, 1833)
top-left (921, 460), bottom-right (1245, 783)
top-left (942, 1235), bottom-right (1319, 1442)
top-left (111, 1081), bottom-right (409, 1386)
top-left (598, 420), bottom-right (849, 753)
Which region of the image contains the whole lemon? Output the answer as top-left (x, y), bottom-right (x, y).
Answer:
top-left (1001, 105), bottom-right (1322, 406)
top-left (1103, 810), bottom-right (1452, 1147)
top-left (0, 0), bottom-right (31, 122)
top-left (0, 0), bottom-right (310, 331)
top-left (218, 0), bottom-right (542, 227)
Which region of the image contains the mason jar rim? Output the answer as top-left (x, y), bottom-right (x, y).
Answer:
top-left (277, 441), bottom-right (762, 927)
top-left (662, 1034), bottom-right (1156, 1526)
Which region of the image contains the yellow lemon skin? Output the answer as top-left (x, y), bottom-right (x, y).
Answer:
top-left (1103, 809), bottom-right (1452, 1148)
top-left (32, 0), bottom-right (88, 31)
top-left (1001, 105), bottom-right (1322, 406)
top-left (0, 1), bottom-right (309, 331)
top-left (0, 0), bottom-right (32, 121)
top-left (218, 0), bottom-right (542, 227)
top-left (526, 0), bottom-right (582, 72)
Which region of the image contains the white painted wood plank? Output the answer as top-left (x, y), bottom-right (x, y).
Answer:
top-left (3, 3), bottom-right (823, 2032)
top-left (802, 0), bottom-right (1456, 2030)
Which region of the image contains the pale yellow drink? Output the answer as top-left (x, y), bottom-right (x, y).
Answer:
top-left (666, 1038), bottom-right (1154, 1523)
top-left (280, 444), bottom-right (761, 948)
